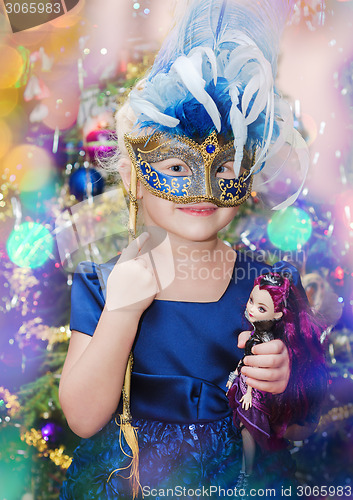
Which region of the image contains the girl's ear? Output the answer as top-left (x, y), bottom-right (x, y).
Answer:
top-left (117, 157), bottom-right (142, 199)
top-left (274, 311), bottom-right (283, 320)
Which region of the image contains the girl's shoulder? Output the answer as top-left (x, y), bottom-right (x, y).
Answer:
top-left (72, 255), bottom-right (120, 296)
top-left (70, 256), bottom-right (119, 337)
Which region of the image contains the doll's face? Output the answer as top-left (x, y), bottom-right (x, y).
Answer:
top-left (246, 285), bottom-right (283, 323)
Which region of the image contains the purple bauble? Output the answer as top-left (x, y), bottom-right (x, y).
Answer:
top-left (41, 420), bottom-right (63, 445)
top-left (85, 129), bottom-right (117, 162)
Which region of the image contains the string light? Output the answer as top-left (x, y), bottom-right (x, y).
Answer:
top-left (21, 428), bottom-right (72, 469)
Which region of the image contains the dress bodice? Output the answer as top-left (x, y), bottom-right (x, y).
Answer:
top-left (70, 252), bottom-right (302, 423)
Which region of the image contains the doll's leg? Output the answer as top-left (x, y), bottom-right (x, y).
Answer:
top-left (241, 427), bottom-right (256, 475)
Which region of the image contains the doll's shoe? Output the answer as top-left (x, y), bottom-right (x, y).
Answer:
top-left (235, 471), bottom-right (251, 500)
top-left (235, 470), bottom-right (245, 489)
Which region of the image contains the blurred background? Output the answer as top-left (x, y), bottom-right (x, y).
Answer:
top-left (0, 0), bottom-right (353, 498)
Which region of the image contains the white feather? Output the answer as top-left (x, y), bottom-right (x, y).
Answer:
top-left (172, 55), bottom-right (221, 131)
top-left (229, 84), bottom-right (247, 177)
top-left (248, 89), bottom-right (274, 174)
top-left (188, 46), bottom-right (218, 85)
top-left (130, 94), bottom-right (180, 128)
top-left (272, 132), bottom-right (309, 210)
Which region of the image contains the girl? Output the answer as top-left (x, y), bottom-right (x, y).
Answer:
top-left (59, 0), bottom-right (323, 497)
top-left (227, 272), bottom-right (326, 491)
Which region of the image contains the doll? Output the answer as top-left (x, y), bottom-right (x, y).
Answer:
top-left (227, 271), bottom-right (326, 490)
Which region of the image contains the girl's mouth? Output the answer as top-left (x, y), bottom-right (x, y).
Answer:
top-left (177, 204), bottom-right (218, 217)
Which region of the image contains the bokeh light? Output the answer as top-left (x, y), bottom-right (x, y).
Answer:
top-left (3, 144), bottom-right (55, 185)
top-left (46, 24), bottom-right (83, 57)
top-left (6, 222), bottom-right (54, 268)
top-left (267, 206), bottom-right (313, 251)
top-left (300, 112), bottom-right (318, 146)
top-left (19, 169), bottom-right (58, 213)
top-left (7, 23), bottom-right (49, 46)
top-left (0, 120), bottom-right (13, 160)
top-left (0, 45), bottom-right (25, 89)
top-left (41, 82), bottom-right (80, 130)
top-left (335, 189), bottom-right (353, 230)
top-left (0, 88), bottom-right (19, 117)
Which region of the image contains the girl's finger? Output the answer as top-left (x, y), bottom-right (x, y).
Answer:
top-left (242, 354), bottom-right (283, 369)
top-left (251, 339), bottom-right (286, 356)
top-left (241, 366), bottom-right (283, 382)
top-left (245, 377), bottom-right (288, 394)
top-left (237, 330), bottom-right (252, 348)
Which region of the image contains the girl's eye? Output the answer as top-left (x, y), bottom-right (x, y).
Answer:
top-left (216, 166), bottom-right (226, 173)
top-left (215, 162), bottom-right (235, 179)
top-left (152, 159), bottom-right (192, 176)
top-left (170, 165), bottom-right (185, 173)
top-left (258, 307), bottom-right (266, 313)
top-left (248, 297), bottom-right (253, 304)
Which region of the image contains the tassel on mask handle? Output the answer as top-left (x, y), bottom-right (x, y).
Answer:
top-left (107, 163), bottom-right (141, 499)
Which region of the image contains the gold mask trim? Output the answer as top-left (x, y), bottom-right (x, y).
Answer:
top-left (124, 131), bottom-right (254, 207)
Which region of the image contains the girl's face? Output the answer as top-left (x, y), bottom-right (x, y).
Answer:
top-left (246, 285), bottom-right (283, 322)
top-left (140, 157), bottom-right (239, 243)
top-left (141, 184), bottom-right (239, 243)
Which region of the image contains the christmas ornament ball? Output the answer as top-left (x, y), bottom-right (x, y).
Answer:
top-left (69, 166), bottom-right (104, 201)
top-left (40, 420), bottom-right (64, 445)
top-left (86, 129), bottom-right (117, 162)
top-left (267, 206), bottom-right (312, 251)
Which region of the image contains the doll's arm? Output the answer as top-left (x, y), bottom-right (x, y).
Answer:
top-left (226, 368), bottom-right (239, 390)
top-left (240, 385), bottom-right (253, 410)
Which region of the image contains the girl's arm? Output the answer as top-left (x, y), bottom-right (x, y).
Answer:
top-left (59, 309), bottom-right (140, 438)
top-left (283, 421), bottom-right (318, 441)
top-left (59, 233), bottom-right (157, 438)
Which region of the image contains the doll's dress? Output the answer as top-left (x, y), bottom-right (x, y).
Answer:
top-left (60, 256), bottom-right (300, 499)
top-left (227, 321), bottom-right (285, 451)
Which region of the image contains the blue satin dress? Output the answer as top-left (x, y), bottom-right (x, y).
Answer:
top-left (60, 255), bottom-right (300, 499)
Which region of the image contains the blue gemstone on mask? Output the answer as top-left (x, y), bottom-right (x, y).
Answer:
top-left (206, 144), bottom-right (216, 154)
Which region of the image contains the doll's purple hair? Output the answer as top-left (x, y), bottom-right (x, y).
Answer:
top-left (255, 271), bottom-right (327, 434)
top-left (254, 272), bottom-right (291, 311)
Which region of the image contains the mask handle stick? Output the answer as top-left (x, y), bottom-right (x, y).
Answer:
top-left (108, 162), bottom-right (141, 498)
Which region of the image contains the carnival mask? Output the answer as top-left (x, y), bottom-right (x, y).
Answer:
top-left (124, 131), bottom-right (254, 207)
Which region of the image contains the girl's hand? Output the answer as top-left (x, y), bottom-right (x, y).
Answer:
top-left (237, 331), bottom-right (290, 394)
top-left (106, 232), bottom-right (158, 315)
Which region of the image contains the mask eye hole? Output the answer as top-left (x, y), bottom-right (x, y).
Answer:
top-left (150, 158), bottom-right (192, 176)
top-left (215, 162), bottom-right (235, 179)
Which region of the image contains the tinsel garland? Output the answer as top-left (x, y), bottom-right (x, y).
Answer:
top-left (18, 320), bottom-right (71, 349)
top-left (21, 428), bottom-right (72, 469)
top-left (317, 403), bottom-right (353, 432)
top-left (0, 386), bottom-right (21, 417)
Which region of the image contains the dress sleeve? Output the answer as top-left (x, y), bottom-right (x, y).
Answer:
top-left (70, 261), bottom-right (106, 336)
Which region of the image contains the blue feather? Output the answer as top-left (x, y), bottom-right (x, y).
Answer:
top-left (128, 0), bottom-right (308, 208)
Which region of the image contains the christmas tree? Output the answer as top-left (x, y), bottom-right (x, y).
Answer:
top-left (0, 1), bottom-right (353, 498)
